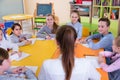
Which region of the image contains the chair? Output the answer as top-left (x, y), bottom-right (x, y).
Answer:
top-left (3, 21), bottom-right (14, 39)
top-left (33, 3), bottom-right (54, 32)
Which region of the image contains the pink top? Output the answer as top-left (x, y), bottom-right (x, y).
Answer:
top-left (100, 51), bottom-right (120, 72)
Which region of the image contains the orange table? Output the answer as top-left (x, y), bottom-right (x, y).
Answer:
top-left (2, 14), bottom-right (34, 29)
top-left (12, 40), bottom-right (108, 80)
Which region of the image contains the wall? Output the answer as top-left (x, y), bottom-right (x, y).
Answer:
top-left (23, 0), bottom-right (71, 24)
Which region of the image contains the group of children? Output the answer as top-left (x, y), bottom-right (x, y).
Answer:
top-left (0, 9), bottom-right (120, 80)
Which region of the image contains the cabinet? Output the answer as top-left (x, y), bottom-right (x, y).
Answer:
top-left (70, 3), bottom-right (92, 23)
top-left (93, 0), bottom-right (120, 35)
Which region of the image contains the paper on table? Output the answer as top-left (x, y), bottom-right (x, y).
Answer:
top-left (27, 38), bottom-right (36, 44)
top-left (82, 43), bottom-right (89, 48)
top-left (11, 66), bottom-right (38, 73)
top-left (85, 56), bottom-right (100, 68)
top-left (36, 38), bottom-right (45, 40)
top-left (10, 52), bottom-right (30, 61)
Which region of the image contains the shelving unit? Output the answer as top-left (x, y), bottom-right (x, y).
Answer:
top-left (70, 3), bottom-right (92, 23)
top-left (93, 0), bottom-right (120, 36)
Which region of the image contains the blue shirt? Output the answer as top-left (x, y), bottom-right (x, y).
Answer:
top-left (67, 22), bottom-right (82, 39)
top-left (86, 32), bottom-right (114, 51)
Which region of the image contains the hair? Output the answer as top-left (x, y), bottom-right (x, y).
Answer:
top-left (10, 23), bottom-right (22, 35)
top-left (56, 25), bottom-right (77, 80)
top-left (98, 18), bottom-right (110, 26)
top-left (70, 10), bottom-right (81, 23)
top-left (114, 36), bottom-right (120, 47)
top-left (0, 48), bottom-right (9, 65)
top-left (46, 14), bottom-right (59, 34)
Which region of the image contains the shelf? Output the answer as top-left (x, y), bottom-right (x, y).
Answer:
top-left (111, 6), bottom-right (120, 8)
top-left (93, 5), bottom-right (101, 7)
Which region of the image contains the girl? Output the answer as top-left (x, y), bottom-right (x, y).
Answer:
top-left (0, 47), bottom-right (37, 80)
top-left (10, 23), bottom-right (32, 46)
top-left (36, 14), bottom-right (59, 39)
top-left (67, 10), bottom-right (82, 41)
top-left (38, 25), bottom-right (100, 80)
top-left (99, 36), bottom-right (120, 80)
top-left (0, 28), bottom-right (20, 56)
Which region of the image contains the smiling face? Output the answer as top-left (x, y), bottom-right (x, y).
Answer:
top-left (12, 25), bottom-right (22, 36)
top-left (98, 21), bottom-right (109, 35)
top-left (46, 15), bottom-right (54, 27)
top-left (70, 12), bottom-right (79, 24)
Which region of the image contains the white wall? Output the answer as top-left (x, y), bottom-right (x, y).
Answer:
top-left (23, 0), bottom-right (71, 24)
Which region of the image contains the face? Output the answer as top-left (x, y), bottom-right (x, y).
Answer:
top-left (12, 26), bottom-right (22, 36)
top-left (98, 21), bottom-right (109, 35)
top-left (1, 59), bottom-right (11, 71)
top-left (0, 30), bottom-right (3, 41)
top-left (46, 16), bottom-right (54, 27)
top-left (70, 12), bottom-right (79, 24)
top-left (112, 40), bottom-right (120, 53)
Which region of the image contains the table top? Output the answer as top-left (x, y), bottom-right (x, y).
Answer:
top-left (2, 14), bottom-right (33, 21)
top-left (11, 39), bottom-right (108, 80)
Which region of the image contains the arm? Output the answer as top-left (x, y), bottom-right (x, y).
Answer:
top-left (77, 24), bottom-right (82, 39)
top-left (99, 51), bottom-right (113, 57)
top-left (36, 27), bottom-right (46, 38)
top-left (100, 58), bottom-right (120, 72)
top-left (22, 34), bottom-right (32, 39)
top-left (87, 36), bottom-right (111, 50)
top-left (86, 34), bottom-right (101, 40)
top-left (6, 41), bottom-right (19, 51)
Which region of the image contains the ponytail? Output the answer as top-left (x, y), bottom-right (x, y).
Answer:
top-left (56, 25), bottom-right (77, 80)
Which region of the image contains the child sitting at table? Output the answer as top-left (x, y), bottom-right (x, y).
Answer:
top-left (10, 23), bottom-right (32, 46)
top-left (99, 36), bottom-right (120, 80)
top-left (0, 47), bottom-right (37, 80)
top-left (0, 28), bottom-right (21, 56)
top-left (36, 14), bottom-right (59, 39)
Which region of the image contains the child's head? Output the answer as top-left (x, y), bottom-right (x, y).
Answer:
top-left (112, 36), bottom-right (120, 53)
top-left (98, 18), bottom-right (110, 35)
top-left (70, 10), bottom-right (81, 24)
top-left (56, 25), bottom-right (77, 80)
top-left (11, 23), bottom-right (22, 36)
top-left (0, 48), bottom-right (10, 72)
top-left (46, 14), bottom-right (58, 33)
top-left (0, 28), bottom-right (3, 41)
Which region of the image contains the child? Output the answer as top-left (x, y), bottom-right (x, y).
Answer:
top-left (0, 47), bottom-right (37, 80)
top-left (67, 10), bottom-right (82, 41)
top-left (98, 36), bottom-right (120, 80)
top-left (38, 25), bottom-right (100, 80)
top-left (80, 18), bottom-right (114, 51)
top-left (36, 14), bottom-right (59, 39)
top-left (10, 23), bottom-right (32, 46)
top-left (0, 28), bottom-right (20, 56)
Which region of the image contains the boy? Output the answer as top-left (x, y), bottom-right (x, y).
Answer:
top-left (80, 18), bottom-right (114, 51)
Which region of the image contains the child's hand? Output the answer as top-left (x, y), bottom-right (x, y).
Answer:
top-left (79, 39), bottom-right (87, 44)
top-left (19, 37), bottom-right (26, 42)
top-left (12, 66), bottom-right (27, 74)
top-left (25, 40), bottom-right (32, 45)
top-left (98, 55), bottom-right (104, 64)
top-left (45, 36), bottom-right (51, 40)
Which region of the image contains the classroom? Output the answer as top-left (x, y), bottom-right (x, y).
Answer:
top-left (0, 0), bottom-right (120, 80)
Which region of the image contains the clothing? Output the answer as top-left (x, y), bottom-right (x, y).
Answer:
top-left (100, 51), bottom-right (120, 72)
top-left (67, 22), bottom-right (82, 39)
top-left (10, 34), bottom-right (32, 46)
top-left (36, 26), bottom-right (55, 38)
top-left (0, 39), bottom-right (18, 51)
top-left (38, 58), bottom-right (100, 80)
top-left (0, 69), bottom-right (37, 80)
top-left (86, 32), bottom-right (114, 51)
